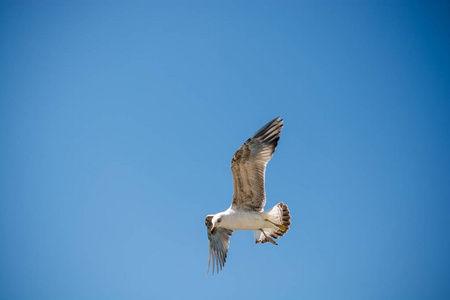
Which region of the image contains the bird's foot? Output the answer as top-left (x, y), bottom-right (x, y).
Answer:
top-left (265, 219), bottom-right (287, 231)
top-left (260, 229), bottom-right (278, 245)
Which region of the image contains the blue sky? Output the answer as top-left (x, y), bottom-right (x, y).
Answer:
top-left (1, 1), bottom-right (449, 299)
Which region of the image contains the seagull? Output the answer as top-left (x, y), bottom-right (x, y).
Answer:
top-left (205, 117), bottom-right (291, 275)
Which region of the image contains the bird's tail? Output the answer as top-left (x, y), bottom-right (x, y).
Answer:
top-left (254, 202), bottom-right (291, 244)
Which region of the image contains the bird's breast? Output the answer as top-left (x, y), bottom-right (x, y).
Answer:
top-left (222, 211), bottom-right (267, 230)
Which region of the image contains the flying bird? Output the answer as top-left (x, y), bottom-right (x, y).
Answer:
top-left (205, 117), bottom-right (291, 275)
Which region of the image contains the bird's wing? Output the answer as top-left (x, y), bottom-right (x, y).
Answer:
top-left (231, 117), bottom-right (283, 211)
top-left (205, 215), bottom-right (233, 275)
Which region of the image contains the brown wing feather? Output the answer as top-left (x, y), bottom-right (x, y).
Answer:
top-left (205, 215), bottom-right (233, 275)
top-left (231, 117), bottom-right (283, 211)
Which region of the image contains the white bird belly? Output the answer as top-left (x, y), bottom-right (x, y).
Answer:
top-left (222, 210), bottom-right (267, 230)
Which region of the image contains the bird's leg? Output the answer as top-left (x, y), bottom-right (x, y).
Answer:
top-left (259, 229), bottom-right (277, 245)
top-left (264, 219), bottom-right (287, 231)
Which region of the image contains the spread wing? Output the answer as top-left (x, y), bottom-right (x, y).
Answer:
top-left (205, 215), bottom-right (233, 275)
top-left (231, 117), bottom-right (283, 211)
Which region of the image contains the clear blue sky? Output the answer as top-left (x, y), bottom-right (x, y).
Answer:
top-left (1, 1), bottom-right (449, 299)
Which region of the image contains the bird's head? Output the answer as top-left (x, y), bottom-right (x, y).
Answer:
top-left (210, 214), bottom-right (224, 235)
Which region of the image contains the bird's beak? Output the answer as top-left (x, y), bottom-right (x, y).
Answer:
top-left (211, 226), bottom-right (217, 235)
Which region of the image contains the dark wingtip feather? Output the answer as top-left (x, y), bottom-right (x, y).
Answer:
top-left (251, 117), bottom-right (284, 147)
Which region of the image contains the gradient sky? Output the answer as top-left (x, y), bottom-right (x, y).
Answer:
top-left (1, 1), bottom-right (449, 299)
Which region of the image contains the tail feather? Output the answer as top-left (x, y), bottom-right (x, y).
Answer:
top-left (254, 202), bottom-right (291, 244)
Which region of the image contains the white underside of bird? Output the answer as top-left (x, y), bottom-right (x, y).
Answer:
top-left (211, 206), bottom-right (288, 232)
